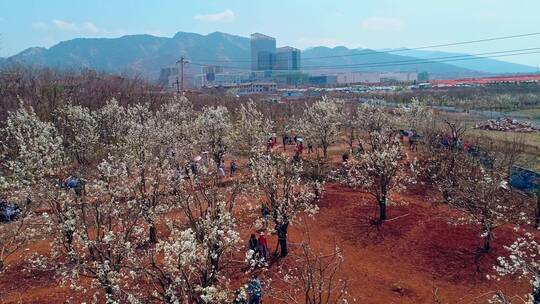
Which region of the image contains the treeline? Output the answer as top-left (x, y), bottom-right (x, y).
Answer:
top-left (0, 67), bottom-right (172, 121)
top-left (0, 67), bottom-right (313, 129)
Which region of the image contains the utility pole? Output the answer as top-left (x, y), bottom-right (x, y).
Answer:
top-left (176, 56), bottom-right (189, 94)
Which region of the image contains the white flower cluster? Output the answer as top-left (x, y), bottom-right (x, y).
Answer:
top-left (0, 102), bottom-right (65, 271)
top-left (297, 97), bottom-right (343, 159)
top-left (494, 229), bottom-right (540, 303)
top-left (156, 202), bottom-right (240, 303)
top-left (196, 106), bottom-right (233, 163)
top-left (249, 150), bottom-right (320, 228)
top-left (231, 100), bottom-right (274, 156)
top-left (440, 155), bottom-right (524, 252)
top-left (1, 102), bottom-right (64, 190)
top-left (54, 102), bottom-right (99, 164)
top-left (339, 129), bottom-right (416, 222)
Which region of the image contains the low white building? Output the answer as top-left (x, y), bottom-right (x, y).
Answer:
top-left (195, 72), bottom-right (252, 87)
top-left (226, 82), bottom-right (277, 96)
top-left (336, 72), bottom-right (417, 84)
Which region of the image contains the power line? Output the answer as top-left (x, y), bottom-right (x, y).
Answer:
top-left (192, 48), bottom-right (540, 70)
top-left (305, 47), bottom-right (540, 70)
top-left (189, 47), bottom-right (540, 71)
top-left (186, 31), bottom-right (540, 63)
top-left (345, 50), bottom-right (540, 72)
top-left (304, 32), bottom-right (540, 61)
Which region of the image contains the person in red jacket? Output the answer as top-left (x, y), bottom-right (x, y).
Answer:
top-left (258, 232), bottom-right (268, 261)
top-left (295, 142), bottom-right (304, 154)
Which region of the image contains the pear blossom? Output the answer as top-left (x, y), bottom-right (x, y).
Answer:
top-left (297, 97), bottom-right (342, 159)
top-left (249, 150), bottom-right (321, 257)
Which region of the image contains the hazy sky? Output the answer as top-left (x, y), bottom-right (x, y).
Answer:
top-left (1, 0), bottom-right (539, 66)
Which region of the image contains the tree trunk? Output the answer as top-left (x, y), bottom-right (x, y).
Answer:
top-left (279, 238), bottom-right (287, 258)
top-left (348, 129), bottom-right (354, 154)
top-left (104, 284), bottom-right (116, 304)
top-left (149, 224), bottom-right (157, 244)
top-left (165, 295), bottom-right (175, 304)
top-left (442, 189), bottom-right (450, 204)
top-left (378, 195), bottom-right (387, 222)
top-left (277, 224), bottom-right (289, 257)
top-left (482, 228), bottom-right (492, 253)
top-left (323, 145), bottom-right (328, 160)
top-left (313, 184), bottom-right (321, 201)
top-left (65, 229), bottom-right (74, 250)
top-left (209, 245), bottom-right (220, 283)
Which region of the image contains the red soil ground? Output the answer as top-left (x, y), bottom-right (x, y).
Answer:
top-left (283, 182), bottom-right (527, 303)
top-left (0, 144), bottom-right (530, 303)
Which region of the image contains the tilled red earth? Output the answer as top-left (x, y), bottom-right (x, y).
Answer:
top-left (0, 181), bottom-right (529, 303)
top-left (283, 182), bottom-right (528, 304)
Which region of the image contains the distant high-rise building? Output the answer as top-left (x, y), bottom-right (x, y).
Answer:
top-left (158, 66), bottom-right (179, 88)
top-left (202, 65), bottom-right (223, 82)
top-left (274, 46), bottom-right (301, 71)
top-left (251, 33), bottom-right (276, 71)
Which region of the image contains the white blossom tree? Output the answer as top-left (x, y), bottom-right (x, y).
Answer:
top-left (340, 131), bottom-right (415, 223)
top-left (95, 98), bottom-right (130, 148)
top-left (400, 98), bottom-right (438, 149)
top-left (54, 102), bottom-right (99, 165)
top-left (400, 99), bottom-right (434, 131)
top-left (441, 156), bottom-right (525, 253)
top-left (104, 99), bottom-right (195, 245)
top-left (249, 150), bottom-right (320, 257)
top-left (197, 106), bottom-right (233, 164)
top-left (357, 104), bottom-right (392, 135)
top-left (156, 96), bottom-right (197, 158)
top-left (298, 97), bottom-right (342, 159)
top-left (495, 229), bottom-right (540, 304)
top-left (136, 203), bottom-right (240, 304)
top-left (231, 100), bottom-right (274, 156)
top-left (119, 103), bottom-right (170, 244)
top-left (50, 155), bottom-right (146, 304)
top-left (340, 102), bottom-right (361, 153)
top-left (39, 180), bottom-right (79, 253)
top-left (134, 161), bottom-right (243, 304)
top-left (0, 103), bottom-right (64, 189)
top-left (0, 103), bottom-right (64, 271)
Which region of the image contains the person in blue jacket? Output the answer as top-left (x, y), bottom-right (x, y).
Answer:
top-left (246, 274), bottom-right (262, 304)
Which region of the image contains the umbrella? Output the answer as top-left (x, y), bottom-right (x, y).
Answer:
top-left (192, 155), bottom-right (202, 162)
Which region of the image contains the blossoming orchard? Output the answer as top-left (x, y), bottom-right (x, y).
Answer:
top-left (0, 90), bottom-right (539, 303)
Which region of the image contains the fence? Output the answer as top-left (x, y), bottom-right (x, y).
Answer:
top-left (509, 166), bottom-right (540, 194)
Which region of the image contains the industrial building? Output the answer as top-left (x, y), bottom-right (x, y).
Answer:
top-left (250, 33), bottom-right (301, 72)
top-left (251, 33), bottom-right (276, 71)
top-left (274, 46), bottom-right (301, 71)
top-left (202, 65), bottom-right (223, 82)
top-left (309, 75), bottom-right (338, 85)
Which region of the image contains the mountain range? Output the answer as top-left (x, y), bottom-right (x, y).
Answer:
top-left (0, 31), bottom-right (537, 81)
top-left (384, 48), bottom-right (537, 74)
